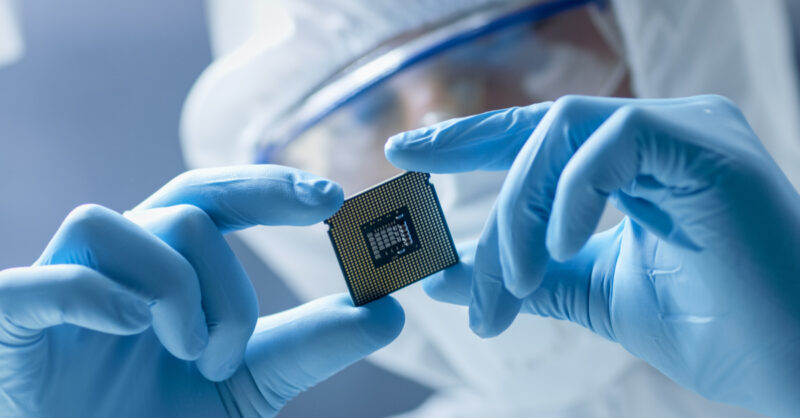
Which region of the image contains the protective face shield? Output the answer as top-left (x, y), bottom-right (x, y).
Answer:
top-left (183, 0), bottom-right (796, 416)
top-left (0, 0), bottom-right (23, 68)
top-left (251, 1), bottom-right (628, 195)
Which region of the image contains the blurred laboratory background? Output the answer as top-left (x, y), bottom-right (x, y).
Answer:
top-left (0, 1), bottom-right (430, 416)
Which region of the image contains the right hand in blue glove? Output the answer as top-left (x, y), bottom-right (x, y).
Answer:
top-left (0, 165), bottom-right (404, 417)
top-left (386, 95), bottom-right (800, 416)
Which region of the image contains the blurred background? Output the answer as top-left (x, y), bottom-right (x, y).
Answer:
top-left (0, 0), bottom-right (430, 416)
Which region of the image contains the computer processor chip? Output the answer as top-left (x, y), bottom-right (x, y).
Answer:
top-left (325, 171), bottom-right (458, 306)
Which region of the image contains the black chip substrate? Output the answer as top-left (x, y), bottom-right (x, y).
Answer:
top-left (325, 172), bottom-right (458, 306)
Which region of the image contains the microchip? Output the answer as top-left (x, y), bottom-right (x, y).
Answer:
top-left (325, 172), bottom-right (458, 306)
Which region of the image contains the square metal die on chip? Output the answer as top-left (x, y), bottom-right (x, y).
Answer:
top-left (325, 172), bottom-right (459, 306)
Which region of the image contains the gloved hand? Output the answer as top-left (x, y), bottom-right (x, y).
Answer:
top-left (0, 165), bottom-right (404, 417)
top-left (385, 95), bottom-right (800, 417)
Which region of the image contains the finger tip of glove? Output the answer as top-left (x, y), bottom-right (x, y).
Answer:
top-left (355, 296), bottom-right (405, 347)
top-left (172, 313), bottom-right (210, 361)
top-left (506, 281), bottom-right (535, 299)
top-left (467, 286), bottom-right (520, 339)
top-left (183, 334), bottom-right (209, 361)
top-left (421, 274), bottom-right (460, 305)
top-left (292, 175), bottom-right (344, 220)
top-left (197, 364), bottom-right (235, 382)
top-left (468, 318), bottom-right (503, 339)
top-left (421, 273), bottom-right (447, 300)
top-left (545, 228), bottom-right (577, 262)
top-left (118, 295), bottom-right (154, 332)
top-left (422, 267), bottom-right (471, 306)
top-left (195, 331), bottom-right (251, 382)
top-left (384, 140), bottom-right (414, 170)
top-left (384, 131), bottom-right (436, 171)
top-left (197, 356), bottom-right (242, 382)
top-left (546, 242), bottom-right (576, 263)
top-left (468, 306), bottom-right (510, 339)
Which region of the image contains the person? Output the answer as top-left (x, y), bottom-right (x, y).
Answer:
top-left (182, 0), bottom-right (800, 416)
top-left (2, 1), bottom-right (799, 418)
top-left (0, 166), bottom-right (405, 416)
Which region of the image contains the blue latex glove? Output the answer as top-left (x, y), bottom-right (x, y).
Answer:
top-left (386, 95), bottom-right (800, 416)
top-left (0, 165), bottom-right (404, 417)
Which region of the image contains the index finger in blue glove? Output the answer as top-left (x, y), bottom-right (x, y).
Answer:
top-left (218, 294), bottom-right (404, 416)
top-left (134, 165), bottom-right (344, 233)
top-left (385, 103), bottom-right (551, 173)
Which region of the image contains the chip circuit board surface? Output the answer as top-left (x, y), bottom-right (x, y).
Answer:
top-left (325, 172), bottom-right (458, 306)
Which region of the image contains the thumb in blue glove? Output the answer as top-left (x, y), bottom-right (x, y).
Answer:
top-left (386, 95), bottom-right (800, 417)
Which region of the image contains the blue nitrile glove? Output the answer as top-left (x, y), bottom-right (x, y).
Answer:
top-left (0, 165), bottom-right (404, 417)
top-left (385, 95), bottom-right (800, 417)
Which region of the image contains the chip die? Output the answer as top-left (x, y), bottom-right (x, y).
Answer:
top-left (325, 172), bottom-right (458, 306)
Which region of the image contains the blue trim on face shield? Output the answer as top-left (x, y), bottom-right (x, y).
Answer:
top-left (255, 0), bottom-right (602, 164)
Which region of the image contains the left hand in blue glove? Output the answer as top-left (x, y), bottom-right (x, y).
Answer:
top-left (385, 95), bottom-right (800, 417)
top-left (0, 165), bottom-right (404, 417)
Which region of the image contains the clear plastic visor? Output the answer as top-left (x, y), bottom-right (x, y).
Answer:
top-left (258, 1), bottom-right (629, 195)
